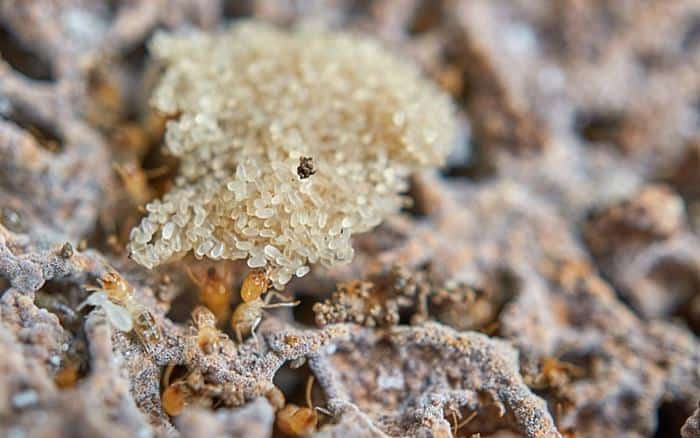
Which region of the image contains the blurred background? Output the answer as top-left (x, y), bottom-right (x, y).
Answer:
top-left (3, 0), bottom-right (698, 223)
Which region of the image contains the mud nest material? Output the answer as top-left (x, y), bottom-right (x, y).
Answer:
top-left (128, 21), bottom-right (456, 289)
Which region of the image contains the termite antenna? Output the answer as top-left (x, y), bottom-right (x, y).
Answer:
top-left (262, 300), bottom-right (300, 309)
top-left (305, 375), bottom-right (315, 410)
top-left (306, 375), bottom-right (333, 417)
top-left (235, 325), bottom-right (243, 344)
top-left (454, 411), bottom-right (478, 435)
top-left (144, 165), bottom-right (170, 179)
top-left (451, 410), bottom-right (458, 436)
top-left (162, 363), bottom-right (176, 388)
top-left (315, 406), bottom-right (333, 417)
top-left (185, 266), bottom-right (203, 287)
top-left (251, 315), bottom-right (263, 352)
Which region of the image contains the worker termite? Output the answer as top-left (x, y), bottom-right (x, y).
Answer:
top-left (161, 367), bottom-right (244, 415)
top-left (84, 271), bottom-right (133, 303)
top-left (528, 356), bottom-right (585, 391)
top-left (231, 268), bottom-right (299, 344)
top-left (80, 271), bottom-right (162, 353)
top-left (190, 306), bottom-right (229, 354)
top-left (231, 294), bottom-right (299, 346)
top-left (113, 161), bottom-right (169, 207)
top-left (132, 303), bottom-right (162, 353)
top-left (80, 272), bottom-right (133, 329)
top-left (179, 370), bottom-right (243, 408)
top-left (276, 376), bottom-right (331, 436)
top-left (161, 380), bottom-right (190, 416)
top-left (161, 365), bottom-right (195, 416)
top-left (187, 265), bottom-right (235, 324)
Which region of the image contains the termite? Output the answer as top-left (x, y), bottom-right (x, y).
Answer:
top-left (80, 271), bottom-right (161, 353)
top-left (230, 269), bottom-right (299, 344)
top-left (230, 291), bottom-right (300, 344)
top-left (187, 265), bottom-right (235, 324)
top-left (276, 375), bottom-right (332, 436)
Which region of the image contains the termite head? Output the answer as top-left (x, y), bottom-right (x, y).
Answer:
top-left (277, 404), bottom-right (318, 436)
top-left (86, 271), bottom-right (133, 303)
top-left (162, 381), bottom-right (190, 417)
top-left (276, 376), bottom-right (328, 436)
top-left (185, 370), bottom-right (205, 391)
top-left (191, 306), bottom-right (225, 354)
top-left (191, 305), bottom-right (217, 329)
top-left (240, 268), bottom-right (269, 302)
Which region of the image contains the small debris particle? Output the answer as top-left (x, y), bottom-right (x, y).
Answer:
top-left (59, 242), bottom-right (74, 258)
top-left (297, 156), bottom-right (316, 179)
top-left (284, 334), bottom-right (301, 346)
top-left (1, 207), bottom-right (23, 232)
top-left (12, 390), bottom-right (38, 409)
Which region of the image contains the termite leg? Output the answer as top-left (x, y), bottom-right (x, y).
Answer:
top-left (306, 374), bottom-right (333, 417)
top-left (162, 363), bottom-right (176, 388)
top-left (250, 315), bottom-right (263, 351)
top-left (262, 300), bottom-right (300, 309)
top-left (305, 375), bottom-right (315, 409)
top-left (235, 325), bottom-right (243, 344)
top-left (264, 290), bottom-right (295, 304)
